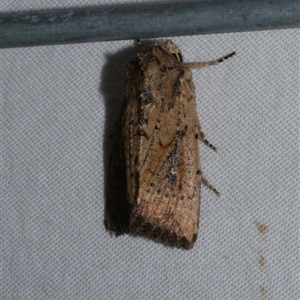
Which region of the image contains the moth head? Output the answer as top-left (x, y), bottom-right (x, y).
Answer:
top-left (156, 39), bottom-right (183, 63)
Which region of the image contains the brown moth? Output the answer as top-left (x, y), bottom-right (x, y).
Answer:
top-left (105, 39), bottom-right (236, 249)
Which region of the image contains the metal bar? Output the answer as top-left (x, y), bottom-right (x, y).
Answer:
top-left (0, 0), bottom-right (299, 48)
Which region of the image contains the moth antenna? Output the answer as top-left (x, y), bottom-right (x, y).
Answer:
top-left (217, 51), bottom-right (237, 63)
top-left (184, 51), bottom-right (236, 69)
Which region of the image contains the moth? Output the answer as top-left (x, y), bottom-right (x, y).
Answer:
top-left (105, 39), bottom-right (236, 249)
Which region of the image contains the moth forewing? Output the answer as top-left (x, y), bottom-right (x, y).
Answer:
top-left (105, 39), bottom-right (236, 249)
top-left (104, 116), bottom-right (130, 235)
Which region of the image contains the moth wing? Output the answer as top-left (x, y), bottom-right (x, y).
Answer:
top-left (105, 60), bottom-right (145, 236)
top-left (122, 61), bottom-right (145, 210)
top-left (129, 63), bottom-right (202, 249)
top-left (104, 111), bottom-right (130, 235)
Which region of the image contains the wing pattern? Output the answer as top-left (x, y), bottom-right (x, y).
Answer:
top-left (122, 42), bottom-right (202, 249)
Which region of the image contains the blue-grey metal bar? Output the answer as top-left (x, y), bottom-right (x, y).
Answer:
top-left (0, 0), bottom-right (299, 48)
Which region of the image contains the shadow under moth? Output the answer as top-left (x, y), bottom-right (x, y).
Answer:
top-left (105, 39), bottom-right (236, 249)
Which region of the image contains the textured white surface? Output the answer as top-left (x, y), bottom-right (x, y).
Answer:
top-left (1, 1), bottom-right (299, 300)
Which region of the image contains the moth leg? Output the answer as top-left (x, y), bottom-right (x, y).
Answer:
top-left (183, 51), bottom-right (236, 69)
top-left (198, 122), bottom-right (218, 152)
top-left (198, 169), bottom-right (221, 197)
top-left (136, 39), bottom-right (145, 52)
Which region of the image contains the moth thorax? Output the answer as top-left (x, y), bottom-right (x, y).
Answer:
top-left (156, 39), bottom-right (183, 63)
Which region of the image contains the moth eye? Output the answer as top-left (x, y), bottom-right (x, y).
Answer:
top-left (172, 53), bottom-right (183, 63)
